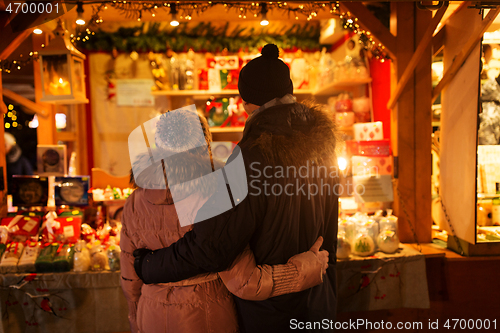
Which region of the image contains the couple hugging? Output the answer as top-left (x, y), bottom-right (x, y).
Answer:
top-left (120, 44), bottom-right (338, 333)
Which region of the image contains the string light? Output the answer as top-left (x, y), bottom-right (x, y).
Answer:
top-left (2, 1), bottom-right (389, 74)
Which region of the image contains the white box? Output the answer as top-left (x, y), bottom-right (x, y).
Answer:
top-left (353, 121), bottom-right (384, 141)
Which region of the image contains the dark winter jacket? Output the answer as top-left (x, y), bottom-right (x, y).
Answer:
top-left (6, 145), bottom-right (34, 192)
top-left (137, 101), bottom-right (339, 332)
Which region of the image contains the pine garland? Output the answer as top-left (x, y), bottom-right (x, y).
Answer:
top-left (77, 22), bottom-right (321, 53)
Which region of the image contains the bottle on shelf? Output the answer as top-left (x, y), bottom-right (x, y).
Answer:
top-left (492, 182), bottom-right (500, 226)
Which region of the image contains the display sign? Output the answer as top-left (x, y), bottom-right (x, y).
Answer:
top-left (353, 174), bottom-right (393, 203)
top-left (11, 176), bottom-right (49, 207)
top-left (37, 145), bottom-right (67, 176)
top-left (54, 176), bottom-right (90, 206)
top-left (116, 79), bottom-right (155, 106)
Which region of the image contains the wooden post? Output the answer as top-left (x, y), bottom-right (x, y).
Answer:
top-left (391, 2), bottom-right (433, 243)
top-left (414, 7), bottom-right (433, 244)
top-left (0, 70), bottom-right (8, 217)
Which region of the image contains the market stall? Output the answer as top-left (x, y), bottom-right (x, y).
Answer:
top-left (1, 0), bottom-right (500, 332)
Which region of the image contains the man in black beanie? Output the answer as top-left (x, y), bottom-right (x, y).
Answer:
top-left (134, 44), bottom-right (338, 332)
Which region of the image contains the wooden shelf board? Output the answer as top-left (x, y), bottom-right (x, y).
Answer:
top-left (151, 89), bottom-right (313, 97)
top-left (210, 126), bottom-right (244, 133)
top-left (314, 78), bottom-right (372, 96)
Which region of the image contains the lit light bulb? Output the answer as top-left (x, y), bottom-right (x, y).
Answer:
top-left (170, 3), bottom-right (179, 26)
top-left (260, 3), bottom-right (269, 26)
top-left (76, 1), bottom-right (85, 25)
top-left (260, 13), bottom-right (269, 26)
top-left (170, 15), bottom-right (180, 26)
top-left (338, 157), bottom-right (347, 171)
top-left (33, 28), bottom-right (43, 34)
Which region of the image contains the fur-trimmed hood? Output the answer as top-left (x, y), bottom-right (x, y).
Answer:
top-left (7, 144), bottom-right (22, 164)
top-left (130, 147), bottom-right (223, 205)
top-left (241, 101), bottom-right (338, 167)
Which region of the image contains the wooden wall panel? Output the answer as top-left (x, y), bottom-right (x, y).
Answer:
top-left (414, 8), bottom-right (433, 243)
top-left (439, 9), bottom-right (481, 244)
top-left (392, 2), bottom-right (417, 243)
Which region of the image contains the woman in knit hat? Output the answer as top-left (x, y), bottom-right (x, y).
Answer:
top-left (121, 109), bottom-right (329, 333)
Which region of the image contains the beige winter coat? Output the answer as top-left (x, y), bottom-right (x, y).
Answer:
top-left (120, 185), bottom-right (324, 333)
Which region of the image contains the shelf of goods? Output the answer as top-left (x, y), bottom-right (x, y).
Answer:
top-left (314, 78), bottom-right (372, 96)
top-left (151, 89), bottom-right (314, 98)
top-left (151, 78), bottom-right (372, 141)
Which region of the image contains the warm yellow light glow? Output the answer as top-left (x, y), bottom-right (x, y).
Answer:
top-left (170, 19), bottom-right (179, 26)
top-left (260, 18), bottom-right (269, 26)
top-left (33, 28), bottom-right (43, 35)
top-left (338, 157), bottom-right (347, 171)
top-left (76, 18), bottom-right (86, 25)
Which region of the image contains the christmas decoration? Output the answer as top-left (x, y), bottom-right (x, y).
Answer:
top-left (77, 22), bottom-right (321, 53)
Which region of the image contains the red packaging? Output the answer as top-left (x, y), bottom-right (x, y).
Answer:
top-left (335, 99), bottom-right (353, 112)
top-left (42, 217), bottom-right (82, 244)
top-left (1, 216), bottom-right (41, 241)
top-left (223, 69), bottom-right (239, 90)
top-left (198, 69), bottom-right (208, 90)
top-left (81, 223), bottom-right (97, 243)
top-left (345, 139), bottom-right (391, 157)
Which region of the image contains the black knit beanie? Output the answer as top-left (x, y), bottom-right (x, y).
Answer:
top-left (238, 44), bottom-right (293, 106)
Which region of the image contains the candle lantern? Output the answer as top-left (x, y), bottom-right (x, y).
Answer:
top-left (38, 20), bottom-right (88, 104)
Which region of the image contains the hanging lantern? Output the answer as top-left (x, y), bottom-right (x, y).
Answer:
top-left (38, 20), bottom-right (88, 104)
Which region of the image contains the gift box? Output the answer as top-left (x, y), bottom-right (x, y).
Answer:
top-left (220, 69), bottom-right (239, 90)
top-left (35, 243), bottom-right (59, 272)
top-left (353, 122), bottom-right (384, 141)
top-left (41, 217), bottom-right (82, 244)
top-left (53, 244), bottom-right (75, 272)
top-left (336, 111), bottom-right (355, 127)
top-left (346, 139), bottom-right (391, 157)
top-left (0, 242), bottom-right (24, 273)
top-left (1, 216), bottom-right (41, 242)
top-left (18, 241), bottom-right (41, 273)
top-left (351, 155), bottom-right (393, 176)
top-left (214, 56), bottom-right (239, 70)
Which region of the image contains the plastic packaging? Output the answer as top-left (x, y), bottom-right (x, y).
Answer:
top-left (53, 244), bottom-right (75, 272)
top-left (73, 240), bottom-right (91, 272)
top-left (352, 228), bottom-right (375, 257)
top-left (35, 243), bottom-right (59, 272)
top-left (0, 242), bottom-right (24, 273)
top-left (90, 241), bottom-right (109, 271)
top-left (107, 238), bottom-right (121, 271)
top-left (336, 225), bottom-right (352, 259)
top-left (18, 241), bottom-right (41, 273)
top-left (377, 229), bottom-right (400, 254)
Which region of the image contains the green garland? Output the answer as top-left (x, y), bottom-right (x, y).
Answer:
top-left (77, 22), bottom-right (321, 53)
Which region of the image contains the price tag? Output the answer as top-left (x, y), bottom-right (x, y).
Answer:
top-left (63, 226), bottom-right (74, 238)
top-left (22, 219), bottom-right (38, 233)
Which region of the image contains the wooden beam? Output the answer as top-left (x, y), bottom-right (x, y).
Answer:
top-left (0, 28), bottom-right (31, 60)
top-left (432, 7), bottom-right (500, 103)
top-left (340, 2), bottom-right (397, 59)
top-left (433, 28), bottom-right (445, 57)
top-left (432, 1), bottom-right (469, 57)
top-left (2, 89), bottom-right (49, 117)
top-left (387, 3), bottom-right (448, 110)
top-left (0, 70), bottom-right (8, 217)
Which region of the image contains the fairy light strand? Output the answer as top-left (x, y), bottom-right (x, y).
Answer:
top-left (1, 1), bottom-right (390, 73)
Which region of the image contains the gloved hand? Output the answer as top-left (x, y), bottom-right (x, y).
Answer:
top-left (133, 248), bottom-right (153, 282)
